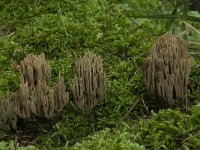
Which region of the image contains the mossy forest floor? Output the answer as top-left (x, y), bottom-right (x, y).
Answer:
top-left (0, 0), bottom-right (200, 149)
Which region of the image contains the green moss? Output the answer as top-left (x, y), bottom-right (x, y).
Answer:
top-left (68, 128), bottom-right (145, 150)
top-left (0, 0), bottom-right (200, 149)
top-left (134, 104), bottom-right (200, 149)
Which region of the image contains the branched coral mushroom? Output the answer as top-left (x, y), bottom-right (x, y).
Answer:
top-left (0, 53), bottom-right (69, 129)
top-left (72, 52), bottom-right (106, 112)
top-left (0, 98), bottom-right (17, 129)
top-left (10, 53), bottom-right (69, 119)
top-left (144, 33), bottom-right (192, 108)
